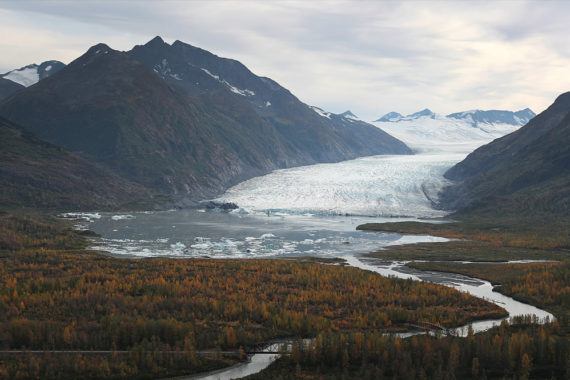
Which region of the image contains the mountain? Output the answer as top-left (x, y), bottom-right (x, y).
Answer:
top-left (407, 108), bottom-right (435, 119)
top-left (372, 111), bottom-right (525, 154)
top-left (128, 37), bottom-right (411, 160)
top-left (376, 108), bottom-right (532, 128)
top-left (445, 94), bottom-right (569, 181)
top-left (1, 60), bottom-right (65, 87)
top-left (375, 112), bottom-right (403, 122)
top-left (0, 77), bottom-right (24, 101)
top-left (441, 92), bottom-right (570, 216)
top-left (0, 38), bottom-right (411, 202)
top-left (0, 116), bottom-right (148, 210)
top-left (339, 110), bottom-right (358, 119)
top-left (447, 108), bottom-right (535, 128)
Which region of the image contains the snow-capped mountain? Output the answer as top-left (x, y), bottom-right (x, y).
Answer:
top-left (372, 108), bottom-right (534, 154)
top-left (1, 60), bottom-right (65, 87)
top-left (375, 109), bottom-right (436, 122)
top-left (375, 112), bottom-right (403, 122)
top-left (446, 108), bottom-right (535, 127)
top-left (339, 110), bottom-right (359, 120)
top-left (408, 108), bottom-right (436, 119)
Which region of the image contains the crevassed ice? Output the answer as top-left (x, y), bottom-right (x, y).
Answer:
top-left (217, 153), bottom-right (463, 218)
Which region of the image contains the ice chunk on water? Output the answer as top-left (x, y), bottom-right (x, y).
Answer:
top-left (111, 214), bottom-right (135, 220)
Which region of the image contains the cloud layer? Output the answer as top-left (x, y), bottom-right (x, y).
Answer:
top-left (1, 0), bottom-right (569, 120)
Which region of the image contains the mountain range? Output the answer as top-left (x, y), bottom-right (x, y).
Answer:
top-left (372, 109), bottom-right (531, 154)
top-left (442, 92), bottom-right (570, 218)
top-left (375, 108), bottom-right (535, 128)
top-left (0, 37), bottom-right (411, 208)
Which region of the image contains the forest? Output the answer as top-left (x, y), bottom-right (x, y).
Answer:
top-left (0, 213), bottom-right (507, 379)
top-left (246, 318), bottom-right (569, 379)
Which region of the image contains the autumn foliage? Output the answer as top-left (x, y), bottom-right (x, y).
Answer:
top-left (0, 213), bottom-right (507, 379)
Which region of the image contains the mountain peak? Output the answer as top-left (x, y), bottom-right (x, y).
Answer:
top-left (375, 112), bottom-right (403, 122)
top-left (407, 109), bottom-right (435, 118)
top-left (340, 110), bottom-right (358, 119)
top-left (145, 36), bottom-right (168, 48)
top-left (86, 43), bottom-right (112, 55)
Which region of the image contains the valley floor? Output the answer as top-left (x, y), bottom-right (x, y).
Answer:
top-left (0, 212), bottom-right (568, 379)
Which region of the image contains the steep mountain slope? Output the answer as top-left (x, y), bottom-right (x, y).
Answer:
top-left (0, 77), bottom-right (23, 100)
top-left (0, 117), bottom-right (147, 210)
top-left (128, 37), bottom-right (411, 161)
top-left (0, 44), bottom-right (292, 198)
top-left (1, 60), bottom-right (65, 87)
top-left (441, 92), bottom-right (570, 216)
top-left (0, 39), bottom-right (410, 201)
top-left (445, 92), bottom-right (570, 181)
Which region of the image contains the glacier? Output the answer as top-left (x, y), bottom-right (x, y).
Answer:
top-left (217, 153), bottom-right (461, 218)
top-left (215, 110), bottom-right (523, 218)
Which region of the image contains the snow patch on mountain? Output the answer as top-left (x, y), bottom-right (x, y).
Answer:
top-left (311, 106), bottom-right (332, 119)
top-left (3, 67), bottom-right (39, 87)
top-left (200, 67), bottom-right (255, 96)
top-left (200, 68), bottom-right (219, 80)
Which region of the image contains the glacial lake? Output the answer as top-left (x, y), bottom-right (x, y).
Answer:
top-left (76, 152), bottom-right (461, 259)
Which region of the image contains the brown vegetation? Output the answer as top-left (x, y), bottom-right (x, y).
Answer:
top-left (0, 213), bottom-right (506, 379)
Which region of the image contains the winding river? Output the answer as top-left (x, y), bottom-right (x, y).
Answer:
top-left (178, 254), bottom-right (554, 380)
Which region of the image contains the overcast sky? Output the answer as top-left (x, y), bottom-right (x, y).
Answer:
top-left (1, 0), bottom-right (569, 120)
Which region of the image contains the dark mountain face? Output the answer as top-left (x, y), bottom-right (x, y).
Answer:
top-left (0, 77), bottom-right (24, 101)
top-left (0, 38), bottom-right (411, 201)
top-left (0, 117), bottom-right (147, 210)
top-left (446, 92), bottom-right (570, 181)
top-left (447, 108), bottom-right (535, 127)
top-left (128, 37), bottom-right (412, 161)
top-left (441, 92), bottom-right (570, 217)
top-left (0, 44), bottom-right (291, 198)
top-left (37, 60), bottom-right (66, 80)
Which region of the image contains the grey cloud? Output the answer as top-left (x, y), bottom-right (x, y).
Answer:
top-left (0, 0), bottom-right (569, 119)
